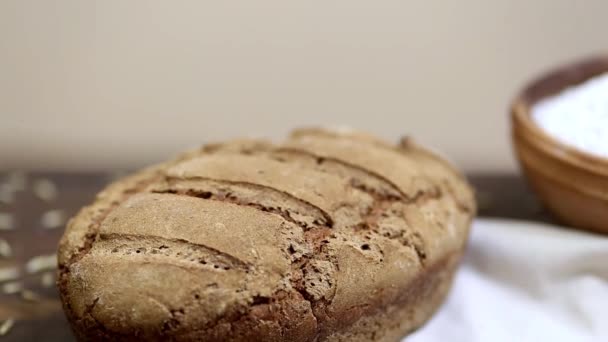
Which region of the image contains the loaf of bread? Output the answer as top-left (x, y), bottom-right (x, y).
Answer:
top-left (57, 128), bottom-right (475, 341)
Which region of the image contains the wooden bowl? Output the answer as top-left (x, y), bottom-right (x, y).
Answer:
top-left (511, 55), bottom-right (608, 234)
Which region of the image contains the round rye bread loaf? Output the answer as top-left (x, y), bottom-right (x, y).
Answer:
top-left (57, 128), bottom-right (475, 341)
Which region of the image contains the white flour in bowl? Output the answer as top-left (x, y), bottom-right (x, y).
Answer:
top-left (532, 72), bottom-right (608, 159)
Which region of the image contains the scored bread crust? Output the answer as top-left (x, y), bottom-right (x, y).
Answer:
top-left (57, 128), bottom-right (476, 341)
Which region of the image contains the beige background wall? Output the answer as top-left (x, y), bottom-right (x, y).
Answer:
top-left (1, 1), bottom-right (606, 172)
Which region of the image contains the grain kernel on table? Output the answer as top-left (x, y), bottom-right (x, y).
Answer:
top-left (41, 272), bottom-right (55, 288)
top-left (25, 254), bottom-right (57, 274)
top-left (2, 281), bottom-right (22, 295)
top-left (5, 172), bottom-right (26, 192)
top-left (0, 239), bottom-right (11, 258)
top-left (0, 318), bottom-right (15, 336)
top-left (0, 267), bottom-right (19, 282)
top-left (20, 289), bottom-right (41, 302)
top-left (40, 210), bottom-right (65, 230)
top-left (33, 178), bottom-right (59, 202)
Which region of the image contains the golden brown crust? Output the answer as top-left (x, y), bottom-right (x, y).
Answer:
top-left (58, 128), bottom-right (475, 341)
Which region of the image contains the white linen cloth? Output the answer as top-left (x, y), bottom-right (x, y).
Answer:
top-left (409, 218), bottom-right (608, 342)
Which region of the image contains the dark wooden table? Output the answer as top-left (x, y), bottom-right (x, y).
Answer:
top-left (0, 171), bottom-right (554, 341)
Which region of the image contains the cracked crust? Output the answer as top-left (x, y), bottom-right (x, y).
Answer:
top-left (58, 128), bottom-right (475, 341)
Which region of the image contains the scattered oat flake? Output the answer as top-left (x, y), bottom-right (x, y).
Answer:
top-left (40, 209), bottom-right (65, 229)
top-left (2, 281), bottom-right (22, 294)
top-left (41, 272), bottom-right (55, 288)
top-left (0, 213), bottom-right (15, 230)
top-left (0, 318), bottom-right (15, 336)
top-left (6, 172), bottom-right (26, 192)
top-left (33, 178), bottom-right (58, 201)
top-left (0, 267), bottom-right (19, 282)
top-left (20, 289), bottom-right (41, 302)
top-left (0, 239), bottom-right (11, 258)
top-left (25, 254), bottom-right (57, 274)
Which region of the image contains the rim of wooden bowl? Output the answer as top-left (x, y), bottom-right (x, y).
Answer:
top-left (511, 54), bottom-right (608, 177)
